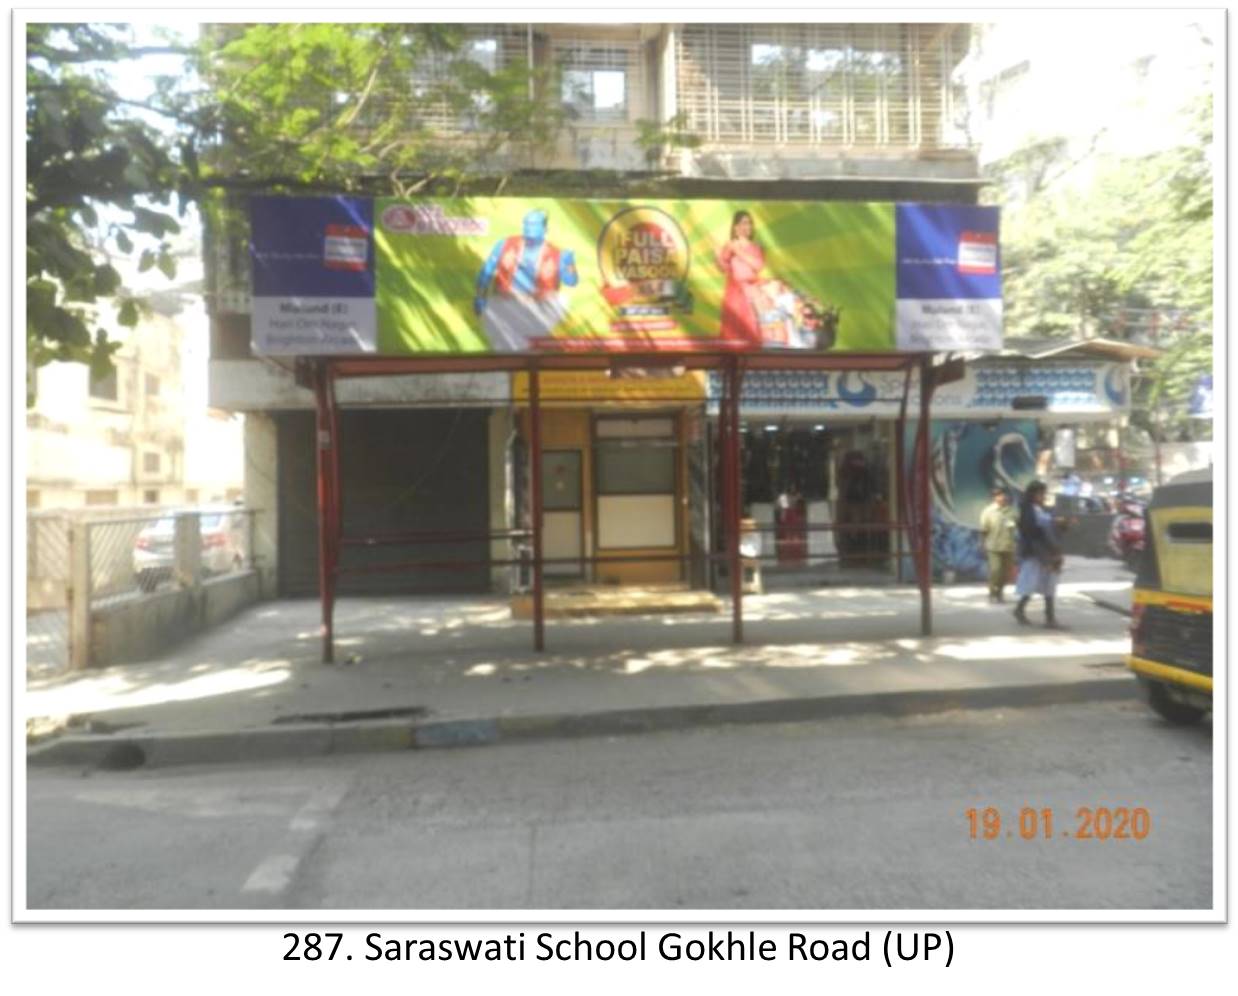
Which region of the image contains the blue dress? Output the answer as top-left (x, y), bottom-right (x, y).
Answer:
top-left (1015, 506), bottom-right (1060, 598)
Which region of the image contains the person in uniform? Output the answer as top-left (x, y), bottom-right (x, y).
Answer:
top-left (979, 487), bottom-right (1018, 603)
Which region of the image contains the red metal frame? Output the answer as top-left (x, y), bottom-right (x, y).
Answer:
top-left (917, 356), bottom-right (935, 636)
top-left (528, 362), bottom-right (545, 651)
top-left (312, 361), bottom-right (340, 663)
top-left (310, 350), bottom-right (934, 662)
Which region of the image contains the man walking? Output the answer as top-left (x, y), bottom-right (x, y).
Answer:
top-left (979, 487), bottom-right (1017, 603)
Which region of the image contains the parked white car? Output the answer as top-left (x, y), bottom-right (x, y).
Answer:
top-left (133, 510), bottom-right (245, 592)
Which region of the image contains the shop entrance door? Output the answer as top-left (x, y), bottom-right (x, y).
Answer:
top-left (542, 450), bottom-right (584, 578)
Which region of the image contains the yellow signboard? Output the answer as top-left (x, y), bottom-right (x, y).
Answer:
top-left (512, 370), bottom-right (706, 406)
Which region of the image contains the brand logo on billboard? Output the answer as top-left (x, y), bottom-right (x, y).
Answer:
top-left (957, 230), bottom-right (997, 275)
top-left (596, 207), bottom-right (692, 323)
top-left (323, 224), bottom-right (368, 271)
top-left (380, 204), bottom-right (489, 236)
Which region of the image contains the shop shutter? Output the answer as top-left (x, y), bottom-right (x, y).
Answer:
top-left (277, 409), bottom-right (491, 595)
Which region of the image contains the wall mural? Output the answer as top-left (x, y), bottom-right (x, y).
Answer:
top-left (906, 419), bottom-right (1039, 579)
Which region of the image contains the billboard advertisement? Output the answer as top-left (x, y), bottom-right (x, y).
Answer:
top-left (250, 196), bottom-right (1001, 357)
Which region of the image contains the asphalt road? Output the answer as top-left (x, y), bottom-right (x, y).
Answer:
top-left (25, 699), bottom-right (1212, 911)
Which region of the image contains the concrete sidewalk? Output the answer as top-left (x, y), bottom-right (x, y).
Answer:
top-left (26, 565), bottom-right (1137, 769)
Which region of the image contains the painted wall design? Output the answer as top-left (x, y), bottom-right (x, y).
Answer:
top-left (905, 419), bottom-right (1039, 579)
top-left (705, 363), bottom-right (1128, 418)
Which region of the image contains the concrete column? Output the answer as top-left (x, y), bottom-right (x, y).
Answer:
top-left (244, 412), bottom-right (280, 598)
top-left (488, 406), bottom-right (514, 595)
top-left (174, 513), bottom-right (203, 589)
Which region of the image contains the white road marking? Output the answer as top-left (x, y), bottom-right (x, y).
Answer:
top-left (241, 779), bottom-right (351, 896)
top-left (289, 782), bottom-right (350, 833)
top-left (242, 853), bottom-right (301, 894)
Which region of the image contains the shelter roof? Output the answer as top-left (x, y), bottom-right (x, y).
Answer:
top-left (996, 337), bottom-right (1162, 362)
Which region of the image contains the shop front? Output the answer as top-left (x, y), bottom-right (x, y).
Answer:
top-left (706, 353), bottom-right (1135, 587)
top-left (513, 370), bottom-right (706, 587)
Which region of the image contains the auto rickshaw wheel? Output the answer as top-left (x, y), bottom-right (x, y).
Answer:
top-left (1145, 680), bottom-right (1207, 725)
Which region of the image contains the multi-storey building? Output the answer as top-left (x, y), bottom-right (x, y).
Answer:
top-left (206, 22), bottom-right (1047, 597)
top-left (957, 15), bottom-right (1213, 197)
top-left (27, 277), bottom-right (243, 512)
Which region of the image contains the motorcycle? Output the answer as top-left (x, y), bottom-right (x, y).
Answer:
top-left (1107, 493), bottom-right (1147, 570)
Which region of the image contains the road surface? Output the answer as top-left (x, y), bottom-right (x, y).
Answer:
top-left (26, 699), bottom-right (1211, 911)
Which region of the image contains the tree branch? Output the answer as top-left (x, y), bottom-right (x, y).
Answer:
top-left (28, 82), bottom-right (200, 127)
top-left (31, 43), bottom-right (192, 63)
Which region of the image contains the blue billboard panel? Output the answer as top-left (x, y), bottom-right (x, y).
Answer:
top-left (895, 204), bottom-right (1002, 352)
top-left (249, 196), bottom-right (378, 354)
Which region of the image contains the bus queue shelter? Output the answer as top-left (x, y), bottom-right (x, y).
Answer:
top-left (301, 349), bottom-right (942, 664)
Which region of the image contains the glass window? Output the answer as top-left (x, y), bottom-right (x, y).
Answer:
top-left (1167, 521), bottom-right (1211, 543)
top-left (145, 373), bottom-right (160, 397)
top-left (596, 441), bottom-right (675, 495)
top-left (557, 42), bottom-right (632, 123)
top-left (144, 452), bottom-right (161, 473)
top-left (89, 368), bottom-right (118, 402)
top-left (563, 67), bottom-right (628, 122)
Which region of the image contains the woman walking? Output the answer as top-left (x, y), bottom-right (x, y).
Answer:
top-left (1013, 480), bottom-right (1066, 629)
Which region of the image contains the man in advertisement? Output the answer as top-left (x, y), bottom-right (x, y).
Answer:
top-left (474, 208), bottom-right (578, 352)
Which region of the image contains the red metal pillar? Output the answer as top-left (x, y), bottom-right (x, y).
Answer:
top-left (313, 360), bottom-right (338, 663)
top-left (716, 370), bottom-right (731, 600)
top-left (326, 361), bottom-right (342, 621)
top-left (894, 366), bottom-right (911, 585)
top-left (727, 357), bottom-right (744, 644)
top-left (917, 357), bottom-right (934, 636)
top-left (529, 360), bottom-right (545, 651)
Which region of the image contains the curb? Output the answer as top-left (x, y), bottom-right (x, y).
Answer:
top-left (26, 675), bottom-right (1139, 771)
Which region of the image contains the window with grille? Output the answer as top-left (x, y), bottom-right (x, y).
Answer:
top-left (89, 368), bottom-right (119, 403)
top-left (555, 41), bottom-right (636, 124)
top-left (677, 23), bottom-right (966, 149)
top-left (408, 27), bottom-right (527, 133)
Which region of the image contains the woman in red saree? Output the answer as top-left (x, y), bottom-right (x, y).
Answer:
top-left (715, 210), bottom-right (766, 346)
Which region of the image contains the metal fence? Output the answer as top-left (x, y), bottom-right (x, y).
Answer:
top-left (26, 513), bottom-right (72, 680)
top-left (25, 507), bottom-right (257, 677)
top-left (89, 508), bottom-right (257, 606)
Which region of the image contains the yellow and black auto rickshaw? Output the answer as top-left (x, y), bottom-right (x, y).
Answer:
top-left (1127, 469), bottom-right (1213, 724)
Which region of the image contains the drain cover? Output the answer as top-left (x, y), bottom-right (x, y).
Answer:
top-left (272, 706), bottom-right (430, 725)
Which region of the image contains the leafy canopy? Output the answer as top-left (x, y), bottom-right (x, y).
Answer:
top-left (27, 23), bottom-right (608, 384)
top-left (26, 23), bottom-right (187, 379)
top-left (987, 93), bottom-right (1213, 438)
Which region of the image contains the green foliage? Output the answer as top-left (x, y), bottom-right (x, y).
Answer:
top-left (988, 94), bottom-right (1213, 439)
top-left (26, 23), bottom-right (185, 381)
top-left (634, 113), bottom-right (703, 170)
top-left (27, 22), bottom-right (709, 391)
top-left (199, 24), bottom-right (567, 193)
